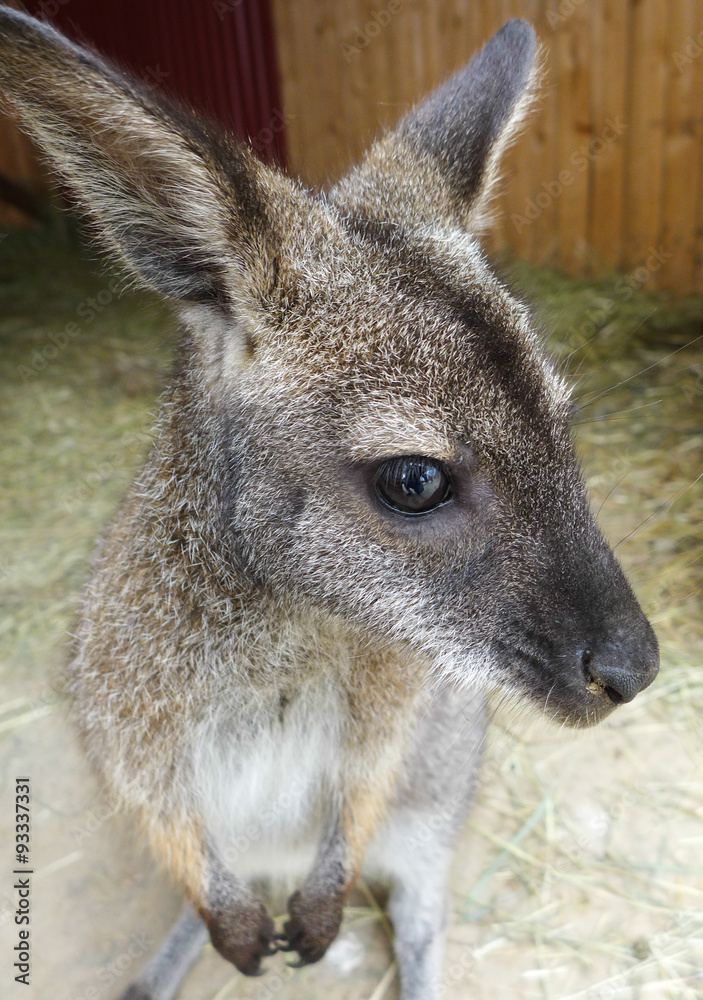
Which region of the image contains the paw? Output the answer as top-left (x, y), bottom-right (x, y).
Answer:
top-left (277, 888), bottom-right (344, 965)
top-left (206, 899), bottom-right (276, 976)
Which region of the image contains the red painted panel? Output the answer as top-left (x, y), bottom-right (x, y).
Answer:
top-left (25, 0), bottom-right (287, 168)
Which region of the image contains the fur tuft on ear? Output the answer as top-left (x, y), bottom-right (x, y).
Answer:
top-left (0, 7), bottom-right (291, 306)
top-left (331, 19), bottom-right (539, 235)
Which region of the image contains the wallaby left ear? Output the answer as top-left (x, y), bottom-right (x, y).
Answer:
top-left (0, 7), bottom-right (293, 307)
top-left (332, 19), bottom-right (538, 233)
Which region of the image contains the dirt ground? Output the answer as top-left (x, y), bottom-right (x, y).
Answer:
top-left (1, 231), bottom-right (701, 1000)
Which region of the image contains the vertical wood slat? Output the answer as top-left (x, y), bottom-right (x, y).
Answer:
top-left (661, 0), bottom-right (701, 291)
top-left (589, 0), bottom-right (629, 272)
top-left (270, 0), bottom-right (703, 293)
top-left (553, 0), bottom-right (592, 273)
top-left (494, 0), bottom-right (538, 263)
top-left (527, 0), bottom-right (560, 266)
top-left (270, 0), bottom-right (301, 169)
top-left (624, 0), bottom-right (670, 271)
top-left (693, 0), bottom-right (703, 289)
top-left (336, 0), bottom-right (370, 176)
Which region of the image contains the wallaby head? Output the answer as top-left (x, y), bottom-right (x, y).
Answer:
top-left (0, 11), bottom-right (657, 729)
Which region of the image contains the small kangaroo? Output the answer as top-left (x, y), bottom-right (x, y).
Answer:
top-left (0, 10), bottom-right (659, 1000)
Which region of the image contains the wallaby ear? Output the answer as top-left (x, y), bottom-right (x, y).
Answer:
top-left (0, 8), bottom-right (288, 306)
top-left (332, 19), bottom-right (538, 234)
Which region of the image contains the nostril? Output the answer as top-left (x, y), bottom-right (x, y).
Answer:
top-left (580, 649), bottom-right (643, 705)
top-left (602, 684), bottom-right (625, 706)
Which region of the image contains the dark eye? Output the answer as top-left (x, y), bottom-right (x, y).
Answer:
top-left (374, 456), bottom-right (452, 515)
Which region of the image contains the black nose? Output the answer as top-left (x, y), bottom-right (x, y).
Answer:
top-left (580, 646), bottom-right (658, 705)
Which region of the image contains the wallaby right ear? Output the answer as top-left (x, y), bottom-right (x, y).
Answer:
top-left (0, 8), bottom-right (289, 306)
top-left (332, 19), bottom-right (538, 234)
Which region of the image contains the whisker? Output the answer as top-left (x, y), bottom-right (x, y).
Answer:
top-left (614, 469), bottom-right (703, 552)
top-left (577, 332), bottom-right (703, 411)
top-left (625, 519), bottom-right (703, 575)
top-left (568, 309), bottom-right (659, 398)
top-left (596, 471), bottom-right (632, 518)
top-left (563, 329), bottom-right (603, 363)
top-left (574, 398), bottom-right (662, 425)
top-left (629, 541), bottom-right (703, 591)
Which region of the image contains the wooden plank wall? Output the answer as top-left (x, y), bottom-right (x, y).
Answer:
top-left (3, 2), bottom-right (703, 292)
top-left (270, 0), bottom-right (703, 293)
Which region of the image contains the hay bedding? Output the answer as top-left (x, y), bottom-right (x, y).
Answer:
top-left (0, 231), bottom-right (700, 998)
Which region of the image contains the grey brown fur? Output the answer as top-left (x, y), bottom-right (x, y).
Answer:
top-left (0, 11), bottom-right (658, 1000)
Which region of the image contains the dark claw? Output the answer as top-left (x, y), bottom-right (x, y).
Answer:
top-left (281, 889), bottom-right (343, 965)
top-left (286, 957), bottom-right (309, 969)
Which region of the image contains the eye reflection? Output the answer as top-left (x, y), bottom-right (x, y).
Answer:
top-left (375, 456), bottom-right (452, 515)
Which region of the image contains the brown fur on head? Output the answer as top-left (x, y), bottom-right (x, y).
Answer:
top-left (0, 11), bottom-right (656, 736)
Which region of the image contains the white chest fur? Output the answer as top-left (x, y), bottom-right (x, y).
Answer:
top-left (190, 676), bottom-right (343, 880)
